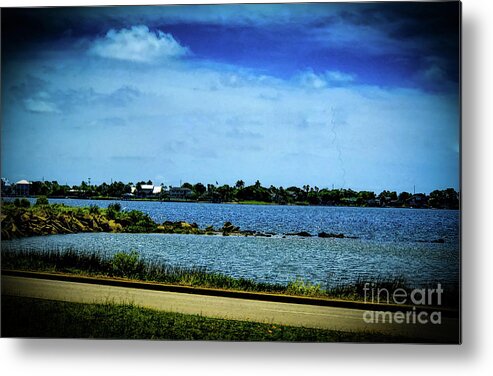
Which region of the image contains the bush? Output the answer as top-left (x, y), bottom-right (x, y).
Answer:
top-left (286, 279), bottom-right (323, 297)
top-left (106, 203), bottom-right (121, 220)
top-left (108, 203), bottom-right (121, 212)
top-left (89, 205), bottom-right (100, 214)
top-left (14, 198), bottom-right (31, 208)
top-left (35, 196), bottom-right (49, 206)
top-left (111, 251), bottom-right (143, 278)
top-left (122, 210), bottom-right (157, 233)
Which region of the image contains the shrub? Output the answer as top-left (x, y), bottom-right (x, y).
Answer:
top-left (14, 198), bottom-right (31, 208)
top-left (89, 205), bottom-right (100, 214)
top-left (111, 251), bottom-right (143, 278)
top-left (286, 279), bottom-right (323, 297)
top-left (35, 196), bottom-right (49, 206)
top-left (122, 210), bottom-right (157, 233)
top-left (108, 203), bottom-right (121, 212)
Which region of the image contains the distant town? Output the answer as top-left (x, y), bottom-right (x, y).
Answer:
top-left (0, 178), bottom-right (459, 209)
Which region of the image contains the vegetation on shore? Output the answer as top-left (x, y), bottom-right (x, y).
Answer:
top-left (1, 200), bottom-right (155, 240)
top-left (0, 200), bottom-right (355, 240)
top-left (2, 177), bottom-right (460, 209)
top-left (2, 295), bottom-right (430, 342)
top-left (0, 249), bottom-right (459, 308)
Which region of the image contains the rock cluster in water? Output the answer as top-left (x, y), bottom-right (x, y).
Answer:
top-left (0, 208), bottom-right (123, 240)
top-left (1, 203), bottom-right (357, 240)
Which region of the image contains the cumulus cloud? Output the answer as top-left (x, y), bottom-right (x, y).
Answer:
top-left (325, 70), bottom-right (355, 83)
top-left (89, 25), bottom-right (190, 63)
top-left (23, 92), bottom-right (60, 114)
top-left (296, 69), bottom-right (355, 89)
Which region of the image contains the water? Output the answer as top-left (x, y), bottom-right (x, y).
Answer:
top-left (3, 198), bottom-right (460, 288)
top-left (15, 198), bottom-right (459, 243)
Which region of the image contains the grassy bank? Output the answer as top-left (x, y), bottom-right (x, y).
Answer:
top-left (1, 249), bottom-right (288, 294)
top-left (1, 295), bottom-right (428, 342)
top-left (0, 249), bottom-right (460, 307)
top-left (0, 200), bottom-right (157, 239)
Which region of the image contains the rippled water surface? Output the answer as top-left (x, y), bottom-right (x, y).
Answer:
top-left (3, 198), bottom-right (460, 288)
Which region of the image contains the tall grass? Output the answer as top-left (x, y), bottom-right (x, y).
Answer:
top-left (1, 249), bottom-right (459, 307)
top-left (1, 249), bottom-right (287, 294)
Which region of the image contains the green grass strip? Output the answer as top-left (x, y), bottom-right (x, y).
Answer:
top-left (1, 296), bottom-right (430, 342)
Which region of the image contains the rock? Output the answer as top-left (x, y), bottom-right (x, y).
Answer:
top-left (286, 231), bottom-right (312, 237)
top-left (417, 238), bottom-right (445, 244)
top-left (318, 232), bottom-right (345, 238)
top-left (179, 221), bottom-right (192, 229)
top-left (431, 238), bottom-right (445, 243)
top-left (221, 221), bottom-right (240, 233)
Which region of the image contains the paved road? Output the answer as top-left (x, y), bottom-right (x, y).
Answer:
top-left (1, 275), bottom-right (459, 341)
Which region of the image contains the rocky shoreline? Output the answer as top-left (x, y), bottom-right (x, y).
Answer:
top-left (1, 203), bottom-right (357, 240)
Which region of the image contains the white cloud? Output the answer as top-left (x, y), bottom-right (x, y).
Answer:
top-left (6, 50), bottom-right (458, 191)
top-left (325, 70), bottom-right (355, 83)
top-left (23, 98), bottom-right (59, 113)
top-left (296, 69), bottom-right (355, 89)
top-left (89, 25), bottom-right (190, 63)
top-left (298, 70), bottom-right (328, 89)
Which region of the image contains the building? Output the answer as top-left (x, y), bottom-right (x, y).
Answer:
top-left (152, 186), bottom-right (163, 196)
top-left (406, 194), bottom-right (428, 208)
top-left (130, 184), bottom-right (165, 199)
top-left (15, 180), bottom-right (31, 196)
top-left (138, 184), bottom-right (154, 198)
top-left (168, 187), bottom-right (193, 200)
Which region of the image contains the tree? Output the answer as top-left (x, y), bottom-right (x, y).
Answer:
top-left (378, 190), bottom-right (397, 201)
top-left (398, 191), bottom-right (411, 202)
top-left (193, 183), bottom-right (206, 196)
top-left (217, 184), bottom-right (232, 202)
top-left (235, 180), bottom-right (245, 190)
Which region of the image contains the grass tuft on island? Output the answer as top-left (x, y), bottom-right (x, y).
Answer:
top-left (1, 295), bottom-right (431, 342)
top-left (1, 249), bottom-right (459, 307)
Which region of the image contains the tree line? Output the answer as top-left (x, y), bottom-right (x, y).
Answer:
top-left (1, 178), bottom-right (460, 209)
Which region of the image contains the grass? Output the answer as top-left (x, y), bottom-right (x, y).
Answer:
top-left (1, 249), bottom-right (288, 293)
top-left (234, 200), bottom-right (277, 205)
top-left (1, 201), bottom-right (158, 239)
top-left (1, 249), bottom-right (460, 308)
top-left (0, 295), bottom-right (428, 342)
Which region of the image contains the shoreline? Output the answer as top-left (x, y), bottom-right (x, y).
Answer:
top-left (2, 195), bottom-right (460, 210)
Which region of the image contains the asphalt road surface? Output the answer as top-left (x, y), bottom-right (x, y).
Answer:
top-left (1, 275), bottom-right (459, 341)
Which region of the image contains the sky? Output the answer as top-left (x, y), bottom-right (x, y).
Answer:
top-left (1, 2), bottom-right (460, 193)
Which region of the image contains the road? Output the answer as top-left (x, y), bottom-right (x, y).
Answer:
top-left (1, 275), bottom-right (459, 341)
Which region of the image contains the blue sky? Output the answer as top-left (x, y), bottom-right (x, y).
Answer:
top-left (1, 3), bottom-right (460, 193)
